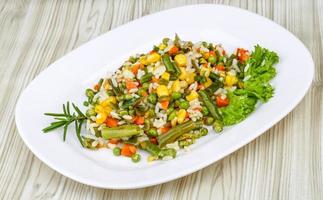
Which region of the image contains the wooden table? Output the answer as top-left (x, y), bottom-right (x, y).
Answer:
top-left (0, 0), bottom-right (322, 199)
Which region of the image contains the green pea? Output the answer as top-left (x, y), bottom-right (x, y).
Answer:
top-left (85, 89), bottom-right (95, 98)
top-left (148, 93), bottom-right (157, 104)
top-left (128, 56), bottom-right (138, 63)
top-left (208, 56), bottom-right (216, 64)
top-left (148, 128), bottom-right (158, 137)
top-left (131, 154), bottom-right (141, 163)
top-left (116, 95), bottom-right (124, 101)
top-left (142, 82), bottom-right (150, 90)
top-left (200, 127), bottom-right (208, 136)
top-left (201, 106), bottom-right (209, 116)
top-left (204, 117), bottom-right (214, 125)
top-left (138, 88), bottom-right (147, 96)
top-left (119, 110), bottom-right (128, 116)
top-left (113, 147), bottom-right (121, 156)
top-left (83, 101), bottom-right (89, 106)
top-left (168, 110), bottom-right (177, 121)
top-left (86, 108), bottom-right (96, 117)
top-left (179, 100), bottom-right (190, 109)
top-left (162, 38), bottom-right (170, 45)
top-left (125, 94), bottom-right (132, 100)
top-left (128, 109), bottom-right (135, 116)
top-left (171, 92), bottom-right (182, 100)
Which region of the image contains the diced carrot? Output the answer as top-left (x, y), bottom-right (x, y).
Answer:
top-left (149, 50), bottom-right (156, 54)
top-left (132, 64), bottom-right (140, 75)
top-left (121, 144), bottom-right (137, 157)
top-left (149, 137), bottom-right (158, 145)
top-left (169, 46), bottom-right (179, 55)
top-left (160, 100), bottom-right (169, 110)
top-left (141, 90), bottom-right (148, 97)
top-left (94, 84), bottom-right (100, 91)
top-left (125, 79), bottom-right (137, 90)
top-left (202, 63), bottom-right (208, 68)
top-left (197, 84), bottom-right (205, 90)
top-left (216, 96), bottom-right (229, 107)
top-left (185, 111), bottom-right (190, 118)
top-left (109, 138), bottom-right (119, 144)
top-left (237, 48), bottom-right (249, 62)
top-left (215, 65), bottom-right (225, 71)
top-left (209, 51), bottom-right (215, 56)
top-left (105, 117), bottom-right (118, 128)
top-left (160, 126), bottom-right (170, 134)
top-left (133, 116), bottom-right (145, 125)
top-left (152, 76), bottom-right (159, 83)
top-left (196, 47), bottom-right (201, 53)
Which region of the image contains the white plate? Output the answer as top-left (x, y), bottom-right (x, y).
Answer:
top-left (15, 4), bottom-right (314, 189)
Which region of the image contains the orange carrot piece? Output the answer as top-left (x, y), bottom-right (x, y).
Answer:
top-left (121, 144), bottom-right (137, 157)
top-left (168, 46), bottom-right (179, 55)
top-left (160, 100), bottom-right (169, 110)
top-left (105, 117), bottom-right (118, 128)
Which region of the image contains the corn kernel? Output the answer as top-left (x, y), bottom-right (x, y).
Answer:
top-left (185, 72), bottom-right (195, 84)
top-left (203, 52), bottom-right (210, 59)
top-left (101, 96), bottom-right (117, 107)
top-left (159, 43), bottom-right (166, 50)
top-left (203, 77), bottom-right (213, 88)
top-left (200, 66), bottom-right (211, 77)
top-left (171, 80), bottom-right (181, 92)
top-left (95, 112), bottom-right (107, 124)
top-left (156, 85), bottom-right (169, 97)
top-left (179, 81), bottom-right (188, 89)
top-left (139, 56), bottom-right (148, 65)
top-left (174, 54), bottom-right (187, 67)
top-left (171, 117), bottom-right (178, 127)
top-left (95, 105), bottom-right (105, 113)
top-left (177, 109), bottom-right (187, 124)
top-left (225, 75), bottom-right (238, 86)
top-left (161, 72), bottom-right (170, 81)
top-left (178, 67), bottom-right (187, 80)
top-left (186, 91), bottom-right (199, 101)
top-left (147, 53), bottom-right (161, 64)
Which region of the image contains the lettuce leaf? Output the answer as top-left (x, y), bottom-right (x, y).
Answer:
top-left (219, 45), bottom-right (278, 125)
top-left (243, 45), bottom-right (279, 102)
top-left (220, 92), bottom-right (257, 126)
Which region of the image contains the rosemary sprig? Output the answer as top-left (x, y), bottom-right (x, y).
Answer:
top-left (42, 102), bottom-right (88, 146)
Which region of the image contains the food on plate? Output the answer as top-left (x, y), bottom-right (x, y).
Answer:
top-left (43, 35), bottom-right (279, 162)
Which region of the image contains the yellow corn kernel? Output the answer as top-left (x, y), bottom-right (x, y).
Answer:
top-left (225, 75), bottom-right (238, 86)
top-left (203, 77), bottom-right (213, 88)
top-left (185, 72), bottom-right (195, 84)
top-left (174, 54), bottom-right (187, 67)
top-left (101, 96), bottom-right (117, 107)
top-left (219, 71), bottom-right (226, 77)
top-left (177, 109), bottom-right (187, 124)
top-left (156, 85), bottom-right (169, 97)
top-left (159, 43), bottom-right (166, 50)
top-left (139, 56), bottom-right (148, 65)
top-left (147, 53), bottom-right (161, 64)
top-left (203, 52), bottom-right (210, 59)
top-left (171, 117), bottom-right (178, 127)
top-left (95, 105), bottom-right (105, 113)
top-left (179, 81), bottom-right (188, 89)
top-left (171, 80), bottom-right (181, 92)
top-left (186, 91), bottom-right (199, 101)
top-left (95, 112), bottom-right (107, 124)
top-left (178, 67), bottom-right (187, 80)
top-left (200, 66), bottom-right (211, 77)
top-left (103, 81), bottom-right (110, 90)
top-left (104, 106), bottom-right (112, 114)
top-left (161, 72), bottom-right (170, 81)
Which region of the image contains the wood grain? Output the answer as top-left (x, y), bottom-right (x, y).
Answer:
top-left (0, 0), bottom-right (322, 199)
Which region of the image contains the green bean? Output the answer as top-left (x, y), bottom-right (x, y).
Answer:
top-left (162, 54), bottom-right (176, 73)
top-left (147, 128), bottom-right (158, 137)
top-left (191, 58), bottom-right (200, 73)
top-left (201, 106), bottom-right (209, 116)
top-left (158, 148), bottom-right (177, 158)
top-left (198, 90), bottom-right (222, 120)
top-left (140, 72), bottom-right (153, 83)
top-left (108, 79), bottom-right (121, 95)
top-left (101, 125), bottom-right (141, 139)
top-left (204, 117), bottom-right (214, 125)
top-left (213, 120), bottom-right (223, 133)
top-left (120, 98), bottom-right (139, 109)
top-left (167, 110), bottom-right (177, 121)
top-left (139, 141), bottom-right (161, 156)
top-left (158, 120), bottom-right (203, 147)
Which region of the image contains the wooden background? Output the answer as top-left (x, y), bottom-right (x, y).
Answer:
top-left (0, 0), bottom-right (322, 199)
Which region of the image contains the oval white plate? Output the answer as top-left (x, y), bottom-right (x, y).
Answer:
top-left (15, 4), bottom-right (314, 189)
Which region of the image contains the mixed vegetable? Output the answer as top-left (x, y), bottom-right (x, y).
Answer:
top-left (43, 35), bottom-right (279, 163)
